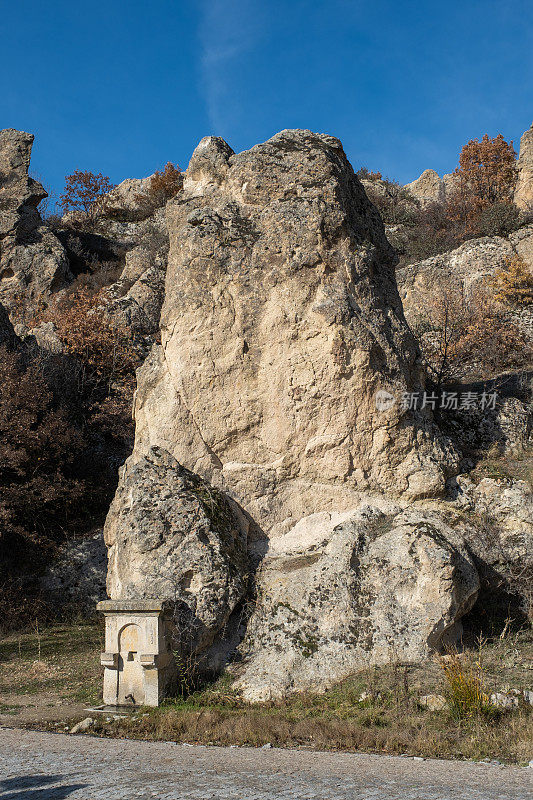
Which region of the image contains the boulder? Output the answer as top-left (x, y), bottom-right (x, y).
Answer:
top-left (419, 693), bottom-right (447, 711)
top-left (397, 234), bottom-right (533, 348)
top-left (104, 447), bottom-right (249, 658)
top-left (24, 321), bottom-right (64, 354)
top-left (397, 236), bottom-right (515, 314)
top-left (129, 129), bottom-right (456, 543)
top-left (0, 129), bottom-right (71, 314)
top-left (232, 504), bottom-right (479, 700)
top-left (453, 475), bottom-right (533, 576)
top-left (514, 123), bottom-right (533, 211)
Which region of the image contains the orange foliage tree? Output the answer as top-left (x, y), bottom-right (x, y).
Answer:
top-left (446, 135), bottom-right (517, 237)
top-left (488, 254), bottom-right (533, 307)
top-left (60, 170), bottom-right (115, 226)
top-left (42, 289), bottom-right (140, 389)
top-left (455, 134), bottom-right (517, 209)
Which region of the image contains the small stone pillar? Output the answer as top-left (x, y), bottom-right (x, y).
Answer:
top-left (97, 599), bottom-right (176, 707)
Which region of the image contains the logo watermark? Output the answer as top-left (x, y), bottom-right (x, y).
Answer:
top-left (375, 389), bottom-right (498, 412)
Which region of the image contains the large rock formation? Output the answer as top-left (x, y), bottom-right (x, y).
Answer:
top-left (514, 123), bottom-right (533, 211)
top-left (132, 130), bottom-right (456, 536)
top-left (0, 129), bottom-right (71, 313)
top-left (102, 130), bottom-right (485, 696)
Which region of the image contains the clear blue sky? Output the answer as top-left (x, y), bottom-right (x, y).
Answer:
top-left (1, 0), bottom-right (532, 205)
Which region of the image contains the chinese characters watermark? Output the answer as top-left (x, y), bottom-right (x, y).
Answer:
top-left (375, 389), bottom-right (498, 412)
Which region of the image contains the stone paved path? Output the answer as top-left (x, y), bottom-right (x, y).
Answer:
top-left (0, 727), bottom-right (531, 800)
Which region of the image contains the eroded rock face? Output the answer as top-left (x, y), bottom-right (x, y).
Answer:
top-left (0, 129), bottom-right (71, 313)
top-left (514, 124), bottom-right (533, 211)
top-left (130, 130), bottom-right (456, 542)
top-left (405, 169), bottom-right (458, 207)
top-left (233, 503), bottom-right (479, 700)
top-left (104, 209), bottom-right (169, 337)
top-left (398, 236), bottom-right (515, 311)
top-left (102, 176), bottom-right (155, 222)
top-left (104, 447), bottom-right (249, 656)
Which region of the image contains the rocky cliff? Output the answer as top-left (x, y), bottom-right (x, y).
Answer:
top-left (405, 169), bottom-right (458, 207)
top-left (130, 130), bottom-right (456, 525)
top-left (514, 123), bottom-right (533, 211)
top-left (0, 130), bottom-right (71, 313)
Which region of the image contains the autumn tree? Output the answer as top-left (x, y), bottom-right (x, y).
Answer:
top-left (445, 134), bottom-right (517, 237)
top-left (60, 170), bottom-right (116, 227)
top-left (412, 282), bottom-right (530, 385)
top-left (488, 254), bottom-right (533, 306)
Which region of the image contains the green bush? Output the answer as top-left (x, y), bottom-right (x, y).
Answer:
top-left (479, 202), bottom-right (522, 237)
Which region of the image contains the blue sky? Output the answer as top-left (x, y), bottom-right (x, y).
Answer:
top-left (1, 0), bottom-right (532, 205)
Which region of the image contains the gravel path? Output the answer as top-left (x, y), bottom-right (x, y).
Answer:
top-left (0, 727), bottom-right (531, 800)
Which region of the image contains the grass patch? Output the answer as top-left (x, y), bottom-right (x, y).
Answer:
top-left (3, 621), bottom-right (532, 764)
top-left (469, 450), bottom-right (533, 488)
top-left (0, 622), bottom-right (102, 704)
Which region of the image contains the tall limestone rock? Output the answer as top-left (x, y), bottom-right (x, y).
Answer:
top-left (130, 129), bottom-right (456, 537)
top-left (102, 131), bottom-right (478, 695)
top-left (514, 123), bottom-right (533, 211)
top-left (0, 129), bottom-right (71, 314)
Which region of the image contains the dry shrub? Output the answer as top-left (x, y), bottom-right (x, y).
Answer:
top-left (489, 254), bottom-right (533, 307)
top-left (365, 179), bottom-right (415, 225)
top-left (60, 170), bottom-right (116, 229)
top-left (39, 289), bottom-right (140, 390)
top-left (440, 653), bottom-right (492, 719)
top-left (0, 345), bottom-right (90, 625)
top-left (412, 282), bottom-right (531, 384)
top-left (134, 162), bottom-right (183, 217)
top-left (147, 162), bottom-right (183, 204)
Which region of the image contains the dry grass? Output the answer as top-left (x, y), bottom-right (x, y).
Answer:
top-left (440, 651), bottom-right (493, 719)
top-left (0, 622), bottom-right (102, 704)
top-left (2, 621), bottom-right (532, 764)
top-left (469, 450), bottom-right (533, 488)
